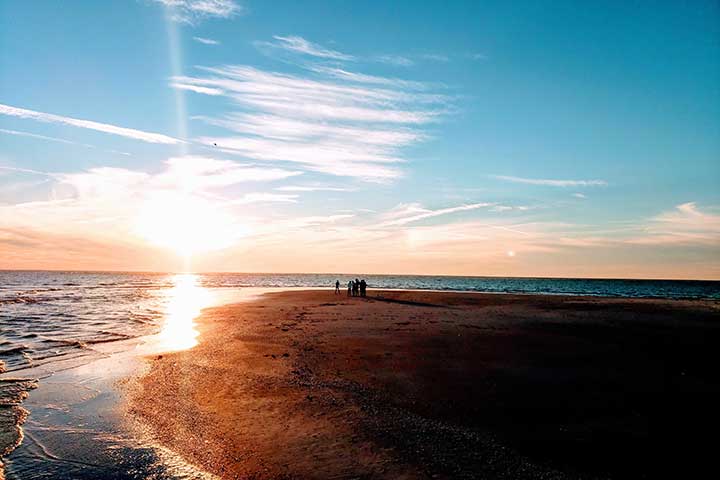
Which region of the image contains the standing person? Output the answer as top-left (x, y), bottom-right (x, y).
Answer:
top-left (347, 280), bottom-right (353, 297)
top-left (360, 279), bottom-right (367, 297)
top-left (335, 280), bottom-right (340, 294)
top-left (353, 278), bottom-right (360, 297)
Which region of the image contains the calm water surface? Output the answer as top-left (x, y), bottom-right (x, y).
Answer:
top-left (0, 271), bottom-right (718, 478)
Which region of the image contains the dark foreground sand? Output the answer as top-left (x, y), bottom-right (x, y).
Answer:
top-left (126, 290), bottom-right (720, 479)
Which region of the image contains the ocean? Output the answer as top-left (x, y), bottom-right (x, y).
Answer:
top-left (0, 270), bottom-right (718, 478)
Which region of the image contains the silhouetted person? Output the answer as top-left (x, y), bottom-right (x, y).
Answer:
top-left (353, 278), bottom-right (360, 297)
top-left (347, 280), bottom-right (353, 296)
top-left (360, 279), bottom-right (367, 297)
top-left (335, 280), bottom-right (340, 294)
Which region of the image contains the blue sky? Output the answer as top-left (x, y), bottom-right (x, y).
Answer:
top-left (1, 0), bottom-right (719, 278)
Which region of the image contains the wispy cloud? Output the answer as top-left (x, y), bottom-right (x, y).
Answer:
top-left (253, 34), bottom-right (465, 69)
top-left (0, 128), bottom-right (131, 156)
top-left (200, 135), bottom-right (404, 180)
top-left (538, 202), bottom-right (720, 249)
top-left (419, 53), bottom-right (450, 62)
top-left (0, 165), bottom-right (52, 176)
top-left (491, 205), bottom-right (531, 212)
top-left (492, 175), bottom-right (608, 187)
top-left (170, 82), bottom-right (224, 95)
top-left (200, 113), bottom-right (425, 145)
top-left (151, 0), bottom-right (242, 23)
top-left (224, 192), bottom-right (298, 205)
top-left (193, 36), bottom-right (220, 45)
top-left (467, 52), bottom-right (487, 61)
top-left (379, 202), bottom-right (494, 226)
top-left (179, 62), bottom-right (448, 180)
top-left (626, 202), bottom-right (720, 246)
top-left (1, 128), bottom-right (91, 147)
top-left (255, 35), bottom-right (354, 61)
top-left (374, 54), bottom-right (415, 67)
top-left (307, 66), bottom-right (430, 89)
top-left (247, 214), bottom-right (356, 234)
top-left (573, 192), bottom-right (587, 198)
top-left (275, 185), bottom-right (353, 192)
top-left (0, 104), bottom-right (180, 144)
top-left (154, 156), bottom-right (302, 190)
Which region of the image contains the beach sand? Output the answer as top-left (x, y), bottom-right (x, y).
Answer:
top-left (126, 290), bottom-right (720, 479)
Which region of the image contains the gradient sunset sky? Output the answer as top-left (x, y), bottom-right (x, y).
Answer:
top-left (1, 0), bottom-right (719, 278)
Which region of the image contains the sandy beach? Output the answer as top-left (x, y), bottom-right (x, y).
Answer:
top-left (126, 290), bottom-right (720, 479)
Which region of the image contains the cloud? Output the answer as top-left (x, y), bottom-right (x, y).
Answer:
top-left (374, 55), bottom-right (415, 67)
top-left (247, 214), bottom-right (355, 234)
top-left (255, 35), bottom-right (354, 61)
top-left (0, 165), bottom-right (54, 176)
top-left (307, 66), bottom-right (429, 89)
top-left (626, 202), bottom-right (720, 246)
top-left (467, 53), bottom-right (487, 61)
top-left (379, 202), bottom-right (494, 226)
top-left (0, 178), bottom-right (51, 197)
top-left (180, 62), bottom-right (447, 180)
top-left (151, 0), bottom-right (242, 23)
top-left (0, 103), bottom-right (180, 144)
top-left (3, 156), bottom-right (300, 199)
top-left (253, 35), bottom-right (460, 70)
top-left (492, 175), bottom-right (608, 187)
top-left (154, 156), bottom-right (302, 190)
top-left (1, 128), bottom-right (92, 147)
top-left (0, 128), bottom-right (131, 156)
top-left (193, 36), bottom-right (220, 45)
top-left (285, 214), bottom-right (355, 227)
top-left (218, 205), bottom-right (573, 277)
top-left (199, 113), bottom-right (425, 145)
top-left (171, 82), bottom-right (224, 95)
top-left (536, 202), bottom-right (720, 249)
top-left (419, 54), bottom-right (450, 62)
top-left (186, 65), bottom-right (445, 108)
top-left (0, 156), bottom-right (304, 261)
top-left (573, 193), bottom-right (587, 198)
top-left (3, 167), bottom-right (717, 276)
top-left (275, 185), bottom-right (353, 192)
top-left (490, 205), bottom-right (530, 212)
top-left (199, 135), bottom-right (404, 177)
top-left (224, 192), bottom-right (298, 205)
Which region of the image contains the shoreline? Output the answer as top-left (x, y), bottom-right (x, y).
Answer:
top-left (0, 337), bottom-right (214, 479)
top-left (126, 289), bottom-right (720, 479)
top-left (0, 286), bottom-right (274, 479)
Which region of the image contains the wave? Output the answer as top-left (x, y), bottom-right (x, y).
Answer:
top-left (0, 378), bottom-right (38, 461)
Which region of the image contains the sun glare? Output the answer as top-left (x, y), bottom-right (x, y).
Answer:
top-left (134, 191), bottom-right (241, 258)
top-left (155, 273), bottom-right (209, 352)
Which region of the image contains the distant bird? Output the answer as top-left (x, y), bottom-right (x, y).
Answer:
top-left (213, 143), bottom-right (217, 147)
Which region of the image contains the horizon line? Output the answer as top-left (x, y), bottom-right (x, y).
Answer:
top-left (0, 268), bottom-right (717, 282)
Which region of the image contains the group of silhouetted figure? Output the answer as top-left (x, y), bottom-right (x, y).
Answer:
top-left (335, 278), bottom-right (367, 297)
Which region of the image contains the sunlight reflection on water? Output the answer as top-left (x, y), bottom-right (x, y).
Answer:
top-left (154, 273), bottom-right (209, 352)
top-left (141, 277), bottom-right (283, 355)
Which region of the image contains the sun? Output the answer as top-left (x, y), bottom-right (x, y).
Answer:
top-left (134, 191), bottom-right (242, 257)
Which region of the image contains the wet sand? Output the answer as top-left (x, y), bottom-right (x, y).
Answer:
top-left (127, 290), bottom-right (720, 479)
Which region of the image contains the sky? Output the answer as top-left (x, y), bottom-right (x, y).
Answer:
top-left (1, 0), bottom-right (719, 279)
